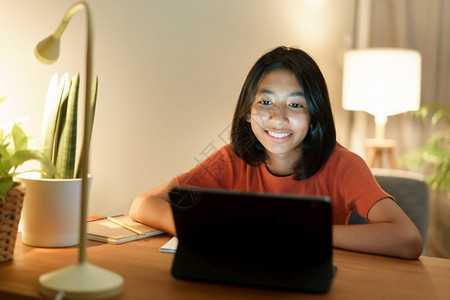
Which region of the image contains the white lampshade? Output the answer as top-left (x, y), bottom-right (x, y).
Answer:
top-left (342, 48), bottom-right (421, 119)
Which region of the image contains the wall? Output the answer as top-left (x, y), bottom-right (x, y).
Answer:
top-left (0, 0), bottom-right (355, 216)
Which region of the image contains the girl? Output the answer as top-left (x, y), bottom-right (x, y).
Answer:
top-left (130, 46), bottom-right (423, 259)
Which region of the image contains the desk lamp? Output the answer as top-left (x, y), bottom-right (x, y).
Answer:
top-left (342, 48), bottom-right (421, 167)
top-left (34, 2), bottom-right (123, 298)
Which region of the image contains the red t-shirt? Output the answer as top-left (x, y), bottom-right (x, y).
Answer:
top-left (174, 143), bottom-right (392, 224)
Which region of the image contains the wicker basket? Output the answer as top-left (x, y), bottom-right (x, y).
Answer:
top-left (0, 184), bottom-right (25, 263)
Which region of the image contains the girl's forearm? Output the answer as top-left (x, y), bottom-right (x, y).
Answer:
top-left (129, 189), bottom-right (176, 235)
top-left (333, 222), bottom-right (422, 259)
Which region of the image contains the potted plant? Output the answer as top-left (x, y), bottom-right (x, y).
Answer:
top-left (400, 104), bottom-right (450, 190)
top-left (16, 73), bottom-right (98, 247)
top-left (0, 97), bottom-right (55, 262)
top-left (400, 103), bottom-right (450, 258)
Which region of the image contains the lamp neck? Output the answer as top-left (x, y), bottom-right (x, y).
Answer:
top-left (53, 2), bottom-right (88, 39)
top-left (51, 0), bottom-right (93, 265)
top-left (374, 115), bottom-right (387, 139)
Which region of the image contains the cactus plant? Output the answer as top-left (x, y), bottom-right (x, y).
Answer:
top-left (41, 73), bottom-right (98, 179)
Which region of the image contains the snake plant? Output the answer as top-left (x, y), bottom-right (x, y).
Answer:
top-left (41, 73), bottom-right (98, 179)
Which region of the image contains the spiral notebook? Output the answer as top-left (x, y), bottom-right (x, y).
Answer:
top-left (87, 214), bottom-right (164, 244)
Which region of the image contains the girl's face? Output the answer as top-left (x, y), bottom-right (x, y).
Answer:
top-left (248, 69), bottom-right (311, 166)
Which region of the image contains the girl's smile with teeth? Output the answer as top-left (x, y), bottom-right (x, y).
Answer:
top-left (267, 131), bottom-right (292, 138)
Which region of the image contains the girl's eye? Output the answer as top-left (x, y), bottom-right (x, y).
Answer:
top-left (289, 103), bottom-right (304, 108)
top-left (259, 100), bottom-right (272, 105)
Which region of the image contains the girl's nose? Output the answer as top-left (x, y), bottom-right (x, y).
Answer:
top-left (268, 105), bottom-right (288, 125)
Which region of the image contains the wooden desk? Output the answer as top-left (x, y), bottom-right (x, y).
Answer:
top-left (1, 234), bottom-right (449, 299)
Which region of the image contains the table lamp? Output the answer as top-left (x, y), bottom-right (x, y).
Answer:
top-left (342, 48), bottom-right (421, 168)
top-left (34, 2), bottom-right (123, 298)
top-left (342, 48), bottom-right (421, 139)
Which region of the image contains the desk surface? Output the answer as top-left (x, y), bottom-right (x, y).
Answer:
top-left (1, 234), bottom-right (449, 299)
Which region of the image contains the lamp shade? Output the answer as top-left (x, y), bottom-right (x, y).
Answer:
top-left (342, 48), bottom-right (421, 118)
top-left (34, 35), bottom-right (60, 64)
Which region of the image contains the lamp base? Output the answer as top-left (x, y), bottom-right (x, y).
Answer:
top-left (39, 261), bottom-right (123, 299)
top-left (365, 138), bottom-right (397, 169)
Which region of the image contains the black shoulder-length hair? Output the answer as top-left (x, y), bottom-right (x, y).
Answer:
top-left (230, 46), bottom-right (336, 180)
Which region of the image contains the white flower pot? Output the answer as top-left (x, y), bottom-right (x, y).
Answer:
top-left (16, 172), bottom-right (92, 247)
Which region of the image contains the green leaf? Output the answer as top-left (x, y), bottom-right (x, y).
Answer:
top-left (0, 177), bottom-right (15, 202)
top-left (51, 75), bottom-right (70, 176)
top-left (0, 148), bottom-right (13, 176)
top-left (11, 123), bottom-right (28, 152)
top-left (41, 73), bottom-right (69, 178)
top-left (54, 75), bottom-right (70, 161)
top-left (431, 110), bottom-right (444, 125)
top-left (13, 149), bottom-right (56, 176)
top-left (55, 73), bottom-right (79, 179)
top-left (41, 74), bottom-right (60, 162)
top-left (10, 150), bottom-right (42, 168)
top-left (76, 75), bottom-right (98, 178)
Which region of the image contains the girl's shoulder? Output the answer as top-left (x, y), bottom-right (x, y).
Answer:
top-left (317, 142), bottom-right (372, 180)
top-left (175, 144), bottom-right (250, 190)
top-left (205, 144), bottom-right (240, 162)
top-left (330, 143), bottom-right (367, 167)
top-left (195, 144), bottom-right (248, 172)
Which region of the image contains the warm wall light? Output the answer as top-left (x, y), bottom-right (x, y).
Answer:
top-left (342, 48), bottom-right (421, 139)
top-left (34, 2), bottom-right (123, 298)
top-left (304, 0), bottom-right (328, 10)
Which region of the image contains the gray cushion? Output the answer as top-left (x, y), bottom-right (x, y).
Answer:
top-left (348, 168), bottom-right (429, 254)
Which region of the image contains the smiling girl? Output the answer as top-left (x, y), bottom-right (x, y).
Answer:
top-left (130, 46), bottom-right (423, 259)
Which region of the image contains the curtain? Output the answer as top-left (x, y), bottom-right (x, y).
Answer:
top-left (363, 0), bottom-right (450, 152)
top-left (364, 0), bottom-right (450, 258)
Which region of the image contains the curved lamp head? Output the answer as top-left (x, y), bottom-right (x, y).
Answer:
top-left (34, 34), bottom-right (60, 64)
